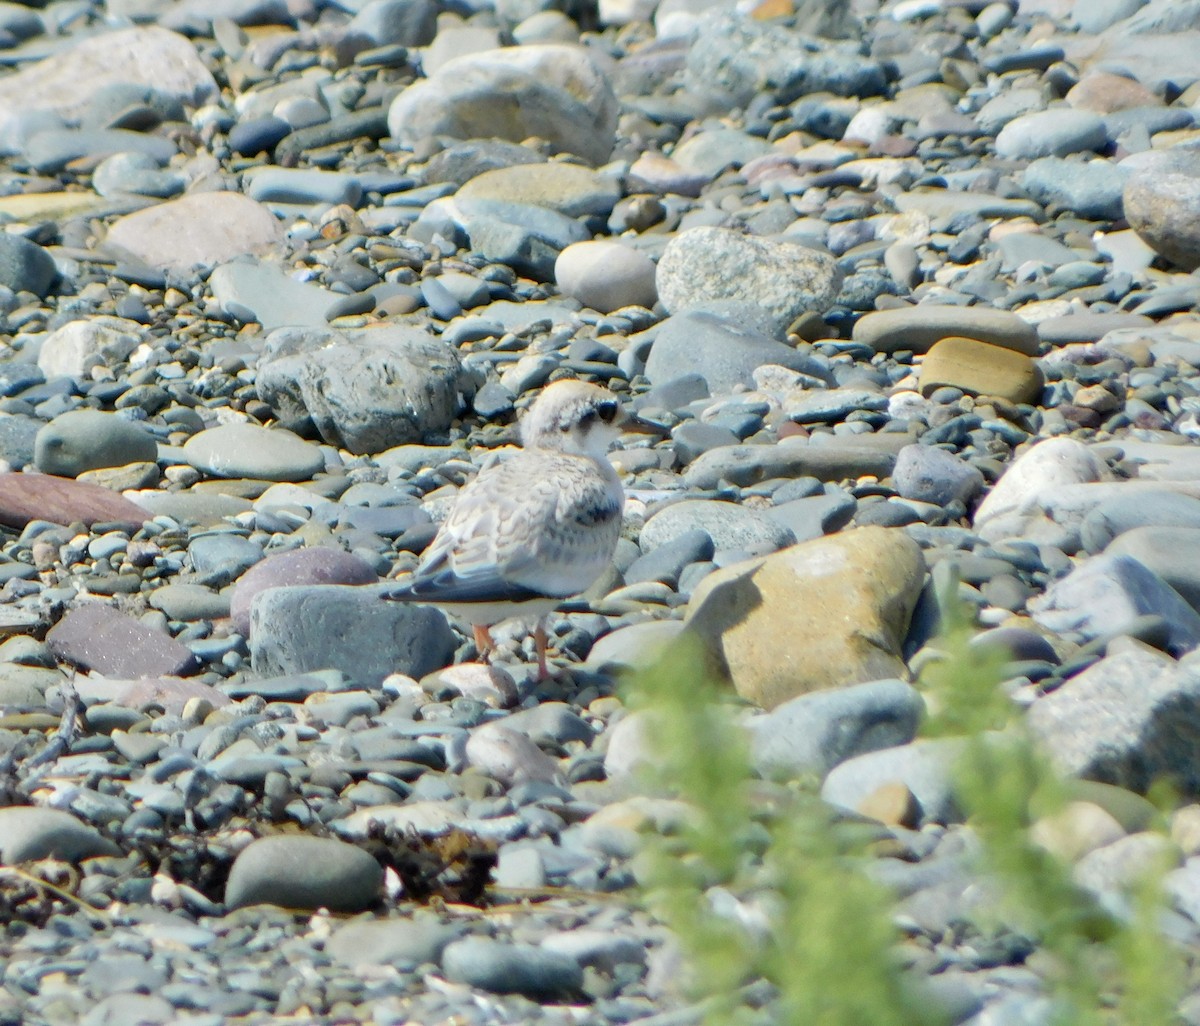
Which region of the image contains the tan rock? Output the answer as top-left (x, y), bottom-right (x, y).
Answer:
top-left (857, 781), bottom-right (922, 829)
top-left (682, 526), bottom-right (926, 710)
top-left (1066, 72), bottom-right (1160, 114)
top-left (919, 336), bottom-right (1044, 404)
top-left (1030, 801), bottom-right (1127, 862)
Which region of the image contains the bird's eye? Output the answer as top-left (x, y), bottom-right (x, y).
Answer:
top-left (597, 402), bottom-right (618, 424)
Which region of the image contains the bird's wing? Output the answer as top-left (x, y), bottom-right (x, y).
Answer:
top-left (391, 454), bottom-right (622, 604)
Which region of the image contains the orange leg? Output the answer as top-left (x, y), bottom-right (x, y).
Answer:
top-left (473, 624), bottom-right (494, 660)
top-left (534, 620), bottom-right (551, 682)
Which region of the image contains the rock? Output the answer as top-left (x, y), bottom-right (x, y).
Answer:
top-left (0, 807), bottom-right (120, 863)
top-left (103, 192), bottom-right (284, 275)
top-left (1029, 553), bottom-right (1200, 655)
top-left (245, 167), bottom-right (363, 208)
top-left (853, 306), bottom-right (1039, 356)
top-left (0, 414), bottom-right (38, 470)
top-left (1022, 157), bottom-right (1128, 222)
top-left (821, 738), bottom-right (964, 826)
top-left (345, 0), bottom-right (438, 49)
top-left (327, 918), bottom-right (462, 968)
top-left (1030, 801), bottom-right (1126, 863)
top-left (994, 109), bottom-right (1107, 160)
top-left (0, 27), bottom-right (217, 148)
top-left (683, 438), bottom-right (896, 489)
top-left (554, 240), bottom-right (657, 313)
top-left (0, 473), bottom-right (149, 530)
top-left (974, 437), bottom-right (1106, 533)
top-left (250, 584), bottom-right (456, 685)
top-left (255, 325), bottom-right (472, 455)
top-left (225, 835), bottom-right (382, 912)
top-left (465, 725), bottom-right (561, 786)
top-left (0, 233), bottom-right (57, 297)
top-left (1123, 152), bottom-right (1200, 271)
top-left (640, 498), bottom-right (796, 557)
top-left (441, 937), bottom-right (583, 998)
top-left (919, 337), bottom-right (1044, 405)
top-left (1107, 527), bottom-right (1200, 612)
top-left (34, 410), bottom-right (158, 478)
top-left (457, 162), bottom-right (619, 218)
top-left (36, 318), bottom-right (141, 380)
top-left (892, 444), bottom-right (985, 507)
top-left (1080, 491), bottom-right (1200, 553)
top-left (387, 44), bottom-right (618, 165)
top-left (643, 309), bottom-right (831, 394)
top-left (183, 423), bottom-right (324, 482)
top-left (47, 603), bottom-right (199, 678)
top-left (1028, 646), bottom-right (1200, 793)
top-left (682, 527), bottom-right (926, 709)
top-left (656, 227), bottom-right (842, 333)
top-left (229, 547), bottom-right (380, 636)
top-left (209, 261), bottom-right (336, 330)
top-left (749, 677), bottom-right (925, 780)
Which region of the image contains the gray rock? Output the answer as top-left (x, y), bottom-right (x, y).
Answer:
top-left (656, 227), bottom-right (841, 333)
top-left (23, 127), bottom-right (177, 174)
top-left (36, 318), bottom-right (141, 379)
top-left (1022, 157), bottom-right (1128, 222)
top-left (684, 439), bottom-right (896, 489)
top-left (229, 547), bottom-right (379, 636)
top-left (225, 835), bottom-right (382, 912)
top-left (246, 167), bottom-right (363, 207)
top-left (784, 388), bottom-right (888, 425)
top-left (183, 423), bottom-right (325, 481)
top-left (388, 44), bottom-right (618, 165)
top-left (643, 309), bottom-right (832, 394)
top-left (256, 325), bottom-right (473, 455)
top-left (210, 261), bottom-right (337, 331)
top-left (345, 0), bottom-right (438, 48)
top-left (149, 583), bottom-right (230, 621)
top-left (0, 412), bottom-right (38, 469)
top-left (1028, 646), bottom-right (1200, 793)
top-left (250, 584), bottom-right (456, 684)
top-left (821, 738), bottom-right (965, 825)
top-left (762, 492), bottom-right (857, 542)
top-left (1124, 152), bottom-right (1200, 271)
top-left (640, 499), bottom-right (796, 556)
top-left (34, 410), bottom-right (158, 478)
top-left (0, 232), bottom-right (57, 297)
top-left (1080, 491), bottom-right (1200, 553)
top-left (1030, 553), bottom-right (1200, 655)
top-left (625, 528), bottom-right (714, 587)
top-left (749, 678), bottom-right (925, 781)
top-left (187, 533), bottom-right (264, 586)
top-left (1107, 527), bottom-right (1200, 612)
top-left (852, 305), bottom-right (1039, 356)
top-left (0, 807), bottom-right (120, 863)
top-left (1071, 0), bottom-right (1146, 32)
top-left (441, 937), bottom-right (583, 998)
top-left (893, 445), bottom-right (985, 507)
top-left (327, 917), bottom-right (463, 967)
top-left (995, 109), bottom-right (1107, 160)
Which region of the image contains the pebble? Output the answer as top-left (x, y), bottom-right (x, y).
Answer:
top-left (182, 424), bottom-right (325, 482)
top-left (224, 835), bottom-right (383, 912)
top-left (441, 937), bottom-right (584, 999)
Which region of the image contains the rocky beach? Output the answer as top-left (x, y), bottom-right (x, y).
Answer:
top-left (4, 0), bottom-right (1200, 1022)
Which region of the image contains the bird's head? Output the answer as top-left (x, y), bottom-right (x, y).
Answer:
top-left (520, 379), bottom-right (625, 458)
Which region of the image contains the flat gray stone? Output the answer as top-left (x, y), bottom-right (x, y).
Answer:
top-left (183, 423), bottom-right (325, 481)
top-left (684, 439), bottom-right (897, 489)
top-left (853, 305), bottom-right (1039, 356)
top-left (34, 410), bottom-right (158, 478)
top-left (640, 498), bottom-right (796, 556)
top-left (0, 233), bottom-right (57, 297)
top-left (750, 677), bottom-right (925, 780)
top-left (225, 835), bottom-right (382, 912)
top-left (821, 738), bottom-right (965, 825)
top-left (441, 937), bottom-right (583, 998)
top-left (250, 584), bottom-right (456, 684)
top-left (1080, 490), bottom-right (1200, 553)
top-left (210, 261), bottom-right (338, 330)
top-left (327, 918), bottom-right (464, 968)
top-left (0, 807), bottom-right (120, 863)
top-left (1106, 527), bottom-right (1200, 613)
top-left (995, 108), bottom-right (1107, 160)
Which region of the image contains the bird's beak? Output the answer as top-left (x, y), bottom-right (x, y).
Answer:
top-left (621, 411), bottom-right (670, 439)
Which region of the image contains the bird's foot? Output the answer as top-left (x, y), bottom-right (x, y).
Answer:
top-left (472, 624), bottom-right (495, 661)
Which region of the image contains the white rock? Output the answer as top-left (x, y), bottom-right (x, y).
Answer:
top-left (554, 240), bottom-right (657, 314)
top-left (36, 318), bottom-right (141, 379)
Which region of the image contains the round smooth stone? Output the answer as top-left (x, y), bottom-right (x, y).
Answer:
top-left (34, 410), bottom-right (158, 478)
top-left (441, 937), bottom-right (583, 998)
top-left (554, 240), bottom-right (657, 314)
top-left (224, 835), bottom-right (383, 912)
top-left (182, 423), bottom-right (325, 482)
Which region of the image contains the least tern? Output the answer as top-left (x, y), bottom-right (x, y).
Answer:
top-left (385, 379), bottom-right (644, 679)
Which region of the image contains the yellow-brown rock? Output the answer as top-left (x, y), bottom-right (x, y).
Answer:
top-left (919, 336), bottom-right (1044, 404)
top-left (681, 526), bottom-right (926, 710)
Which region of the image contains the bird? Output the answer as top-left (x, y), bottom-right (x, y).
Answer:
top-left (383, 379), bottom-right (644, 680)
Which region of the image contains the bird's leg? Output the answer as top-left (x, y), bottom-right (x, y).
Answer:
top-left (534, 619), bottom-right (551, 682)
top-left (473, 624), bottom-right (494, 661)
